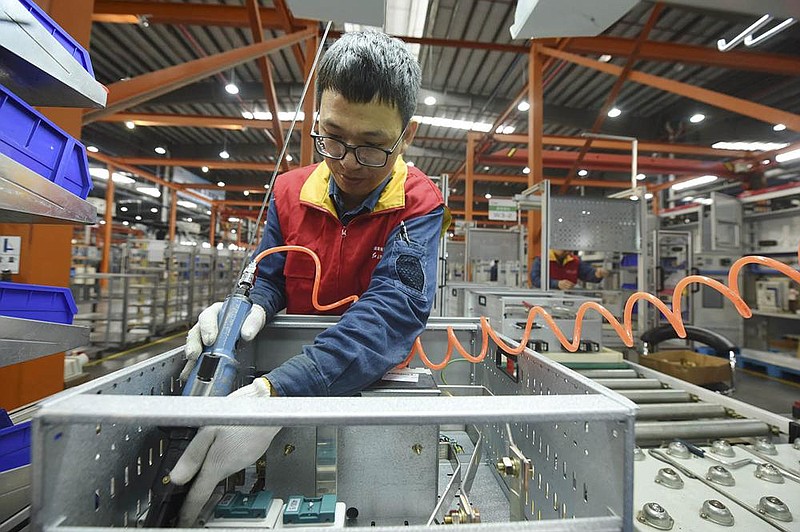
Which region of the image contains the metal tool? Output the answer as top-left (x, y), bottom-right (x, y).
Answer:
top-left (143, 262), bottom-right (258, 526)
top-left (676, 439), bottom-right (753, 469)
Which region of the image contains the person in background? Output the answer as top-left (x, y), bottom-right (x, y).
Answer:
top-left (530, 249), bottom-right (609, 290)
top-left (171, 30), bottom-right (448, 526)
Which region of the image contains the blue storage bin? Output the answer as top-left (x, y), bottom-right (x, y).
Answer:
top-left (621, 254), bottom-right (637, 267)
top-left (0, 281), bottom-right (78, 324)
top-left (16, 0), bottom-right (95, 77)
top-left (0, 410), bottom-right (31, 473)
top-left (0, 84), bottom-right (92, 199)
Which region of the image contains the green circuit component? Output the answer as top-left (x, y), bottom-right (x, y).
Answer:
top-left (282, 494), bottom-right (337, 524)
top-left (214, 490), bottom-right (273, 519)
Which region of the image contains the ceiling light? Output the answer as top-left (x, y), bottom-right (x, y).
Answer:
top-left (607, 107), bottom-right (622, 118)
top-left (86, 146), bottom-right (99, 153)
top-left (776, 148), bottom-right (800, 163)
top-left (150, 207), bottom-right (158, 213)
top-left (99, 220), bottom-right (106, 225)
top-left (424, 96), bottom-right (436, 106)
top-left (630, 195), bottom-right (639, 201)
top-left (135, 215), bottom-right (142, 221)
top-left (228, 217), bottom-right (240, 223)
top-left (219, 149), bottom-right (230, 159)
top-left (578, 169), bottom-right (588, 177)
top-left (202, 242), bottom-right (211, 249)
top-left (177, 200), bottom-right (197, 209)
top-left (206, 210), bottom-right (212, 215)
top-left (241, 111), bottom-right (254, 120)
top-left (483, 166), bottom-right (490, 171)
top-left (201, 166), bottom-right (209, 173)
top-left (137, 186), bottom-right (161, 198)
top-left (243, 190), bottom-right (250, 196)
top-left (682, 196), bottom-right (695, 202)
top-left (517, 101), bottom-right (530, 112)
top-left (125, 121), bottom-right (135, 130)
top-left (407, 161), bottom-right (415, 167)
top-left (111, 173), bottom-right (135, 185)
top-left (231, 229), bottom-right (236, 234)
top-left (122, 220), bottom-right (129, 226)
top-left (217, 181), bottom-right (225, 187)
top-left (286, 154), bottom-right (294, 162)
top-left (502, 125), bottom-right (515, 134)
top-left (484, 193), bottom-right (492, 199)
top-left (523, 166), bottom-right (530, 174)
top-left (598, 54), bottom-right (613, 62)
top-left (185, 217), bottom-right (193, 222)
top-left (689, 113), bottom-right (705, 123)
top-left (712, 141), bottom-right (788, 151)
top-left (636, 173), bottom-right (646, 181)
top-left (671, 174), bottom-right (718, 191)
top-left (154, 146), bottom-right (166, 155)
top-left (411, 114), bottom-right (493, 133)
top-left (645, 192), bottom-right (653, 200)
top-left (773, 123), bottom-right (787, 131)
top-left (225, 82), bottom-right (239, 95)
top-left (696, 197), bottom-right (714, 205)
top-left (120, 206), bottom-right (128, 212)
top-left (264, 184), bottom-right (270, 189)
top-left (762, 159), bottom-right (770, 165)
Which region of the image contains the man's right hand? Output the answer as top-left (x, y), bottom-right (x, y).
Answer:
top-left (557, 279), bottom-right (575, 290)
top-left (181, 302), bottom-right (267, 381)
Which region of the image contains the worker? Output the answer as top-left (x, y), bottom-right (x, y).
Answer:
top-left (530, 249), bottom-right (609, 290)
top-left (170, 30), bottom-right (448, 526)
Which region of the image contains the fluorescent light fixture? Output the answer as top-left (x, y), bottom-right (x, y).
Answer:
top-left (228, 217), bottom-right (240, 223)
top-left (219, 150), bottom-right (230, 159)
top-left (154, 146), bottom-right (166, 155)
top-left (776, 148), bottom-right (800, 163)
top-left (122, 220), bottom-right (129, 226)
top-left (217, 181), bottom-right (225, 187)
top-left (773, 123), bottom-right (787, 131)
top-left (484, 193), bottom-right (492, 199)
top-left (201, 166), bottom-right (209, 173)
top-left (202, 242), bottom-right (211, 249)
top-left (630, 195), bottom-right (639, 201)
top-left (407, 161), bottom-right (415, 167)
top-left (206, 210), bottom-right (212, 215)
top-left (502, 125), bottom-right (515, 134)
top-left (578, 169), bottom-right (588, 177)
top-left (135, 215), bottom-right (142, 221)
top-left (517, 101), bottom-right (530, 112)
top-left (137, 186), bottom-right (161, 198)
top-left (224, 82), bottom-right (239, 95)
top-left (177, 200), bottom-right (197, 209)
top-left (523, 166), bottom-right (530, 174)
top-left (598, 54), bottom-right (612, 62)
top-left (483, 166), bottom-right (490, 171)
top-left (671, 174), bottom-right (718, 191)
top-left (712, 141), bottom-right (788, 151)
top-left (99, 220), bottom-right (106, 225)
top-left (111, 173), bottom-right (136, 185)
top-left (607, 107), bottom-right (622, 118)
top-left (411, 114), bottom-right (493, 133)
top-left (243, 190), bottom-right (250, 196)
top-left (424, 96), bottom-right (436, 106)
top-left (682, 196), bottom-right (695, 202)
top-left (120, 206), bottom-right (128, 212)
top-left (125, 121), bottom-right (136, 130)
top-left (231, 229), bottom-right (237, 234)
top-left (762, 159), bottom-right (771, 165)
top-left (86, 145), bottom-right (99, 153)
top-left (264, 183), bottom-right (270, 189)
top-left (636, 173), bottom-right (646, 181)
top-left (150, 207), bottom-right (158, 213)
top-left (241, 111), bottom-right (254, 120)
top-left (689, 113), bottom-right (705, 123)
top-left (286, 154), bottom-right (294, 162)
top-left (645, 192), bottom-right (653, 200)
top-left (185, 217), bottom-right (193, 222)
top-left (696, 197), bottom-right (714, 205)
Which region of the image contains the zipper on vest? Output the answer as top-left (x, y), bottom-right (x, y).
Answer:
top-left (341, 228), bottom-right (347, 238)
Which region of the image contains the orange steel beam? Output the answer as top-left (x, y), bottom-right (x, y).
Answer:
top-left (300, 30), bottom-right (318, 167)
top-left (246, 0), bottom-right (286, 170)
top-left (273, 0), bottom-right (307, 73)
top-left (114, 157), bottom-right (276, 171)
top-left (209, 207), bottom-right (217, 246)
top-left (100, 162), bottom-right (115, 275)
top-left (169, 189), bottom-right (178, 242)
top-left (495, 134), bottom-right (750, 158)
top-left (174, 183), bottom-right (267, 193)
top-left (560, 3), bottom-right (662, 193)
top-left (539, 47), bottom-right (800, 132)
top-left (212, 200), bottom-right (264, 207)
top-left (84, 26), bottom-right (315, 123)
top-left (92, 1), bottom-right (315, 29)
top-left (97, 112), bottom-right (286, 130)
top-left (560, 36), bottom-right (800, 77)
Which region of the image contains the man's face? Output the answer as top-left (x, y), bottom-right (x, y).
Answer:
top-left (318, 90), bottom-right (417, 203)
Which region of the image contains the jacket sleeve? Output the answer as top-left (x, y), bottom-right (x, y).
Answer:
top-left (577, 259), bottom-right (602, 283)
top-left (529, 257), bottom-right (559, 289)
top-left (266, 206), bottom-right (444, 397)
top-left (248, 195), bottom-right (287, 321)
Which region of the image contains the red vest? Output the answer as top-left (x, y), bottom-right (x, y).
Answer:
top-left (549, 251), bottom-right (580, 284)
top-left (274, 158), bottom-right (445, 314)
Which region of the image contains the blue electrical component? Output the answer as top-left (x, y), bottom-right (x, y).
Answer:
top-left (283, 495), bottom-right (337, 524)
top-left (214, 491), bottom-right (274, 519)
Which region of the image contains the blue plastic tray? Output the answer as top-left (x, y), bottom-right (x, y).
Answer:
top-left (16, 0), bottom-right (95, 77)
top-left (0, 281), bottom-right (78, 324)
top-left (0, 84), bottom-right (93, 199)
top-left (0, 410), bottom-right (31, 473)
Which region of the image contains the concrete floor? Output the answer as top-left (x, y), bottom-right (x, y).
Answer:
top-left (82, 331), bottom-right (800, 419)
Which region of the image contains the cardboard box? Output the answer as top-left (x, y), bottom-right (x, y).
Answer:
top-left (639, 350), bottom-right (731, 386)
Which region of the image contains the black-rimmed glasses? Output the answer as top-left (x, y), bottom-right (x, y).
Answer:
top-left (310, 122), bottom-right (408, 168)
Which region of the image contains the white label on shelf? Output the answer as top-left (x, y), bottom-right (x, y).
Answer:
top-left (0, 236), bottom-right (21, 274)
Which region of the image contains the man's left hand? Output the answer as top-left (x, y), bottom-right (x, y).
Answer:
top-left (595, 268), bottom-right (609, 279)
top-left (169, 378), bottom-right (280, 526)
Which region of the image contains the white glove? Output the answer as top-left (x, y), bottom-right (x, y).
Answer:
top-left (181, 302), bottom-right (267, 381)
top-left (169, 378), bottom-right (280, 526)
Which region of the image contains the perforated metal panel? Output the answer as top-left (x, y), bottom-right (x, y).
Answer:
top-left (466, 227), bottom-right (524, 262)
top-left (550, 197), bottom-right (640, 252)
